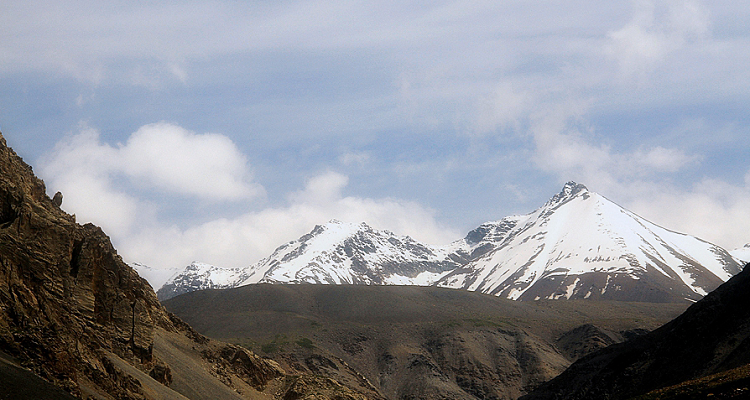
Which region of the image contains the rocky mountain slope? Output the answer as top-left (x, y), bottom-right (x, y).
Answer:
top-left (164, 284), bottom-right (687, 400)
top-left (522, 261), bottom-right (750, 400)
top-left (154, 183), bottom-right (742, 303)
top-left (0, 131), bottom-right (368, 399)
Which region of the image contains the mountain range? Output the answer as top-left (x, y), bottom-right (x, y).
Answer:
top-left (2, 127), bottom-right (750, 399)
top-left (152, 221), bottom-right (462, 301)
top-left (148, 182), bottom-right (743, 303)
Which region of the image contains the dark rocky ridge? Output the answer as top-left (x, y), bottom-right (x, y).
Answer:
top-left (522, 262), bottom-right (750, 400)
top-left (0, 131), bottom-right (366, 399)
top-left (553, 324), bottom-right (648, 362)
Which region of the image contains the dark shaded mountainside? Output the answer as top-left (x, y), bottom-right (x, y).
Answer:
top-left (164, 284), bottom-right (688, 400)
top-left (0, 132), bottom-right (368, 399)
top-left (522, 261), bottom-right (750, 400)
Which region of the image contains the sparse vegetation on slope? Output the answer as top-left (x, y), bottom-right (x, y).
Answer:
top-left (164, 284), bottom-right (687, 399)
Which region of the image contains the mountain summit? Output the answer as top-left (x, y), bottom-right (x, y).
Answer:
top-left (153, 221), bottom-right (460, 299)
top-left (155, 261), bottom-right (249, 301)
top-left (154, 182), bottom-right (743, 303)
top-left (238, 220), bottom-right (460, 286)
top-left (437, 182), bottom-right (742, 302)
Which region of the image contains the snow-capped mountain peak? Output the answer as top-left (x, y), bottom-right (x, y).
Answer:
top-left (148, 183), bottom-right (744, 303)
top-left (548, 181), bottom-right (589, 206)
top-left (156, 261), bottom-right (250, 300)
top-left (437, 182), bottom-right (743, 302)
top-left (236, 219), bottom-right (460, 287)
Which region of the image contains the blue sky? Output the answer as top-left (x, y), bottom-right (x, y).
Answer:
top-left (1, 1), bottom-right (749, 270)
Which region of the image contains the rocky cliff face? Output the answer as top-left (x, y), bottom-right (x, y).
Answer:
top-left (0, 132), bottom-right (292, 399)
top-left (0, 133), bottom-right (159, 397)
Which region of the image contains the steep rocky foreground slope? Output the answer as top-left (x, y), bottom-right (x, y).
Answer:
top-left (165, 284), bottom-right (687, 400)
top-left (522, 261), bottom-right (750, 400)
top-left (0, 132), bottom-right (365, 399)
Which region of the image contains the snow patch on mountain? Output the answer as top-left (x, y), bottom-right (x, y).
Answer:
top-left (156, 262), bottom-right (249, 300)
top-left (237, 220), bottom-right (459, 286)
top-left (730, 244), bottom-right (750, 263)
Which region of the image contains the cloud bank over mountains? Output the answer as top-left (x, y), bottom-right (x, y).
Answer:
top-left (2, 1), bottom-right (748, 269)
top-left (40, 123), bottom-right (459, 269)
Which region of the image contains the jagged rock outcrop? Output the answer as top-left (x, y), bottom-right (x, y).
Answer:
top-left (279, 375), bottom-right (369, 400)
top-left (0, 132), bottom-right (294, 399)
top-left (553, 324), bottom-right (648, 362)
top-left (52, 191), bottom-right (62, 207)
top-left (0, 133), bottom-right (163, 397)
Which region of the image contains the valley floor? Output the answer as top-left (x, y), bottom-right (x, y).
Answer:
top-left (164, 284), bottom-right (688, 399)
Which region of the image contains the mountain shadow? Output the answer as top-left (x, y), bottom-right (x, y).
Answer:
top-left (522, 262), bottom-right (750, 400)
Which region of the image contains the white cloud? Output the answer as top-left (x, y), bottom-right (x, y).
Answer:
top-left (634, 146), bottom-right (700, 173)
top-left (607, 2), bottom-right (669, 75)
top-left (522, 101), bottom-right (745, 251)
top-left (117, 170), bottom-right (461, 270)
top-left (39, 123), bottom-right (262, 235)
top-left (39, 124), bottom-right (139, 234)
top-left (289, 171), bottom-right (350, 205)
top-left (666, 0), bottom-right (710, 39)
top-left (472, 83), bottom-right (532, 135)
top-left (528, 102), bottom-right (612, 187)
top-left (606, 0), bottom-right (710, 77)
top-left (626, 177), bottom-right (750, 250)
top-left (39, 129), bottom-right (460, 270)
top-left (525, 97), bottom-right (703, 191)
top-left (119, 123), bottom-right (263, 201)
top-left (51, 172), bottom-right (140, 235)
top-left (339, 151), bottom-right (370, 167)
top-left (13, 0), bottom-right (749, 268)
top-left (168, 63), bottom-right (188, 83)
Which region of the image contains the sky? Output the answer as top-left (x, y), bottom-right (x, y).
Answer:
top-left (1, 1), bottom-right (749, 271)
